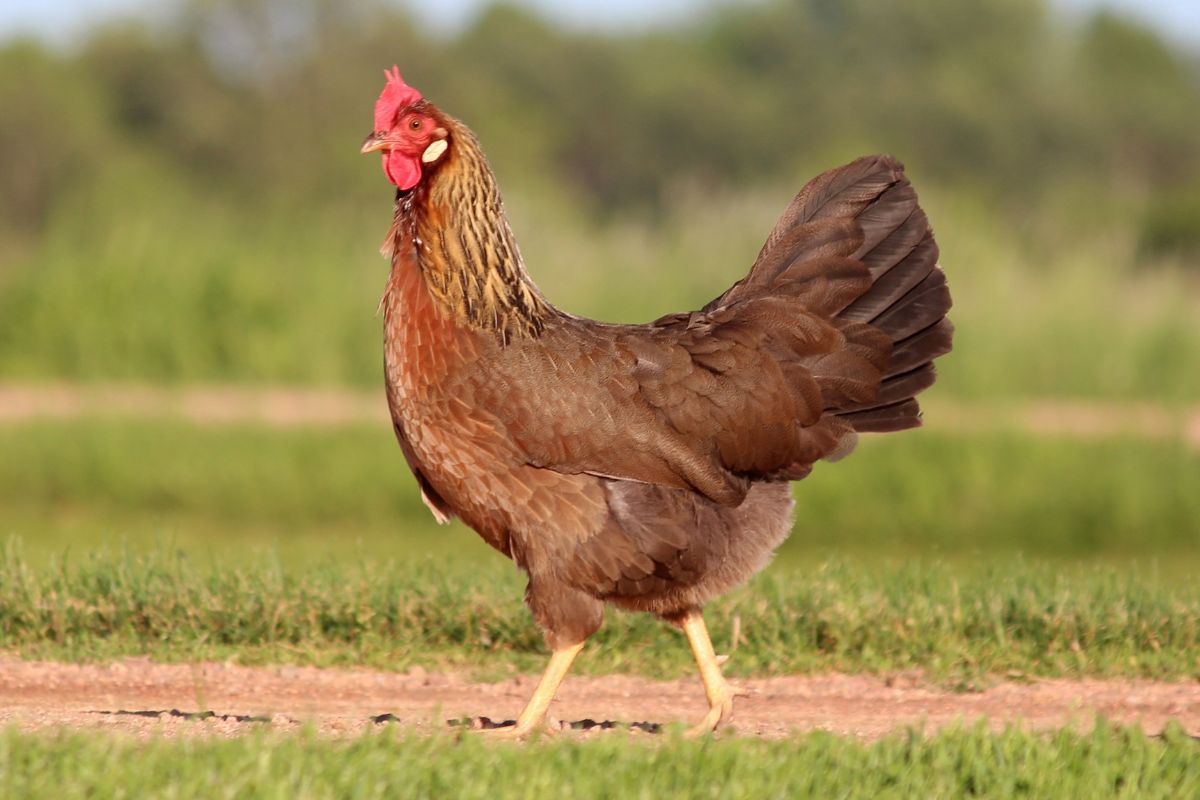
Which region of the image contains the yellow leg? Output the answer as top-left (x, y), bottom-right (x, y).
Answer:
top-left (486, 640), bottom-right (585, 738)
top-left (677, 608), bottom-right (744, 735)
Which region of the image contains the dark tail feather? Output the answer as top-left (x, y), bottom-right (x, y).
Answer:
top-left (841, 234), bottom-right (937, 321)
top-left (888, 318), bottom-right (954, 378)
top-left (867, 267), bottom-right (952, 342)
top-left (835, 260), bottom-right (951, 434)
top-left (838, 398), bottom-right (924, 433)
top-left (841, 363), bottom-right (937, 413)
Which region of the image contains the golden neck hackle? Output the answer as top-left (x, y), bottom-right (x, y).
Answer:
top-left (385, 119), bottom-right (550, 343)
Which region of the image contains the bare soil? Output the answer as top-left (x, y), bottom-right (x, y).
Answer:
top-left (1, 658), bottom-right (1197, 740)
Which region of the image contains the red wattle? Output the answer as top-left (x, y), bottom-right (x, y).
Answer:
top-left (383, 152), bottom-right (421, 190)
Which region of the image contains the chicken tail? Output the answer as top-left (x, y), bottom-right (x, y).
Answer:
top-left (712, 155), bottom-right (953, 434)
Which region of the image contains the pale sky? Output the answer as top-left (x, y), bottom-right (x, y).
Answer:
top-left (1, 0), bottom-right (1198, 48)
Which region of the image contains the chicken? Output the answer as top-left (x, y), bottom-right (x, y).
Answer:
top-left (361, 67), bottom-right (953, 736)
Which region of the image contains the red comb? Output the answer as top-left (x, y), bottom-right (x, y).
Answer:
top-left (374, 65), bottom-right (423, 131)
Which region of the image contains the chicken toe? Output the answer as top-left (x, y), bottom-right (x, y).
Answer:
top-left (484, 640), bottom-right (584, 739)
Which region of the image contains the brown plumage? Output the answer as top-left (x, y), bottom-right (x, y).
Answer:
top-left (361, 69), bottom-right (953, 735)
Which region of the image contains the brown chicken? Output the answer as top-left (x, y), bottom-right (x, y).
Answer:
top-left (361, 67), bottom-right (952, 736)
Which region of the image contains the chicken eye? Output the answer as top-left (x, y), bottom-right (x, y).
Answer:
top-left (409, 117), bottom-right (423, 131)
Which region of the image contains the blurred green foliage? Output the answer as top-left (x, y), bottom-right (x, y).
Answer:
top-left (1142, 191), bottom-right (1200, 260)
top-left (3, 0), bottom-right (1199, 225)
top-left (0, 0), bottom-right (1198, 388)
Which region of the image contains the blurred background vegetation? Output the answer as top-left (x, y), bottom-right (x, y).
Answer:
top-left (0, 0), bottom-right (1196, 570)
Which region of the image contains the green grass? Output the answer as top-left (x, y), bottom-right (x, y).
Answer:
top-left (2, 722), bottom-right (1197, 799)
top-left (2, 546), bottom-right (1198, 680)
top-left (0, 419), bottom-right (1195, 567)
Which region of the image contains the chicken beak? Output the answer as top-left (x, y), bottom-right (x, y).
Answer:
top-left (360, 132), bottom-right (392, 155)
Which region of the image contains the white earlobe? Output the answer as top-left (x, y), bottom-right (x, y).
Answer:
top-left (421, 140), bottom-right (448, 164)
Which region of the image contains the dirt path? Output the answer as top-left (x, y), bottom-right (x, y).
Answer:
top-left (1, 658), bottom-right (1196, 740)
top-left (2, 383), bottom-right (1197, 449)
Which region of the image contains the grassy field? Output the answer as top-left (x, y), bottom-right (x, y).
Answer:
top-left (1, 237), bottom-right (1197, 800)
top-left (2, 543), bottom-right (1198, 680)
top-left (2, 416), bottom-right (1195, 792)
top-left (2, 723), bottom-right (1197, 799)
top-left (0, 420), bottom-right (1196, 567)
top-left (0, 414), bottom-right (1196, 678)
top-left (2, 164), bottom-right (1198, 795)
top-left (2, 9), bottom-right (1198, 794)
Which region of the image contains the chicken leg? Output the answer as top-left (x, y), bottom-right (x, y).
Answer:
top-left (486, 640), bottom-right (585, 738)
top-left (675, 607), bottom-right (745, 735)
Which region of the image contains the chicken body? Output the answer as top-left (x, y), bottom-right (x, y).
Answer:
top-left (368, 96), bottom-right (952, 734)
top-left (383, 246), bottom-right (798, 645)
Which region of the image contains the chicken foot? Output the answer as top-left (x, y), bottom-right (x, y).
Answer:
top-left (675, 607), bottom-right (747, 736)
top-left (484, 639), bottom-right (585, 738)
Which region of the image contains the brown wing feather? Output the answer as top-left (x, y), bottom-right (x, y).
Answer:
top-left (479, 155), bottom-right (950, 508)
